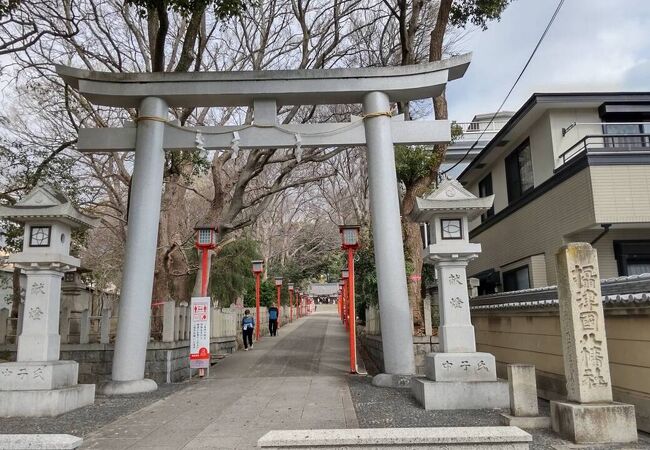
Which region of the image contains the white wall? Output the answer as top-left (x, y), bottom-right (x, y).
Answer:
top-left (527, 112), bottom-right (555, 186)
top-left (549, 109), bottom-right (602, 166)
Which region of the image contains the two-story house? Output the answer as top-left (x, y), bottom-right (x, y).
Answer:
top-left (458, 92), bottom-right (650, 294)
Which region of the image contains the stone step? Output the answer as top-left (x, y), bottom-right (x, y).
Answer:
top-left (0, 384), bottom-right (94, 417)
top-left (411, 378), bottom-right (510, 410)
top-left (0, 434), bottom-right (82, 449)
top-left (258, 427), bottom-right (532, 449)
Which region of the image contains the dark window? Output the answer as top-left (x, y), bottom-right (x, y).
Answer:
top-left (505, 140), bottom-right (534, 204)
top-left (603, 123), bottom-right (648, 148)
top-left (599, 103), bottom-right (650, 148)
top-left (474, 269), bottom-right (500, 295)
top-left (478, 174), bottom-right (494, 222)
top-left (502, 265), bottom-right (530, 292)
top-left (614, 240), bottom-right (650, 276)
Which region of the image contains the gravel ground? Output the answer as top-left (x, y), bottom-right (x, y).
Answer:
top-left (348, 375), bottom-right (650, 450)
top-left (0, 382), bottom-right (187, 437)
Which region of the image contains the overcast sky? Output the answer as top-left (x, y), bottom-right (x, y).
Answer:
top-left (446, 0), bottom-right (650, 123)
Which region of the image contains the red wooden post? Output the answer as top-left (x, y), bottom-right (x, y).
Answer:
top-left (288, 284), bottom-right (294, 323)
top-left (195, 226), bottom-right (218, 378)
top-left (274, 277), bottom-right (283, 329)
top-left (252, 260), bottom-right (264, 341)
top-left (255, 272), bottom-right (261, 341)
top-left (340, 225), bottom-right (360, 374)
top-left (348, 247), bottom-right (357, 373)
top-left (200, 249), bottom-right (209, 296)
top-left (276, 284), bottom-right (281, 327)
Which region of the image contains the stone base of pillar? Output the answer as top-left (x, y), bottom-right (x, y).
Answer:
top-left (411, 378), bottom-right (509, 410)
top-left (0, 384), bottom-right (94, 417)
top-left (0, 360), bottom-right (79, 390)
top-left (499, 413), bottom-right (551, 429)
top-left (0, 434), bottom-right (82, 449)
top-left (97, 378), bottom-right (158, 396)
top-left (0, 360), bottom-right (94, 417)
top-left (371, 373), bottom-right (413, 388)
top-left (425, 352), bottom-right (497, 382)
top-left (550, 400), bottom-right (637, 444)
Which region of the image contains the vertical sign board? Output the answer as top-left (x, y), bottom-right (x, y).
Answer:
top-left (190, 297), bottom-right (211, 369)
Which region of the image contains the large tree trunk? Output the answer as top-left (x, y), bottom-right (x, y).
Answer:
top-left (11, 267), bottom-right (21, 319)
top-left (397, 0), bottom-right (451, 333)
top-left (404, 220), bottom-right (424, 331)
top-left (151, 2), bottom-right (169, 72)
top-left (401, 168), bottom-right (436, 333)
top-left (152, 169), bottom-right (193, 305)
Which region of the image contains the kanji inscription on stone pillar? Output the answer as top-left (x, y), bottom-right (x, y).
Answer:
top-left (556, 243), bottom-right (612, 404)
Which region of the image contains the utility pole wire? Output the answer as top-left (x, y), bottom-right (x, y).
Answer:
top-left (441, 0), bottom-right (566, 176)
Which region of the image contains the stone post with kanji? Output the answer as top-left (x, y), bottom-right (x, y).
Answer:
top-left (551, 243), bottom-right (637, 443)
top-left (557, 243), bottom-right (612, 403)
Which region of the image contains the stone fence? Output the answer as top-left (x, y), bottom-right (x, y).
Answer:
top-left (364, 306), bottom-right (381, 335)
top-left (0, 303), bottom-right (295, 384)
top-left (361, 306), bottom-right (440, 375)
top-left (469, 273), bottom-right (650, 433)
top-left (0, 302), bottom-right (294, 346)
top-left (359, 332), bottom-right (440, 376)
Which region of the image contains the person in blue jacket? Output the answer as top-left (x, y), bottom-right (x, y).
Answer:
top-left (268, 305), bottom-right (279, 336)
top-left (241, 309), bottom-right (255, 350)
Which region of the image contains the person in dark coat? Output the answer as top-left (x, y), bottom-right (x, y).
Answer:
top-left (268, 306), bottom-right (279, 336)
top-left (241, 309), bottom-right (255, 350)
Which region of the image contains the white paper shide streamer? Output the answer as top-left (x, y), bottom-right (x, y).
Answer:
top-left (231, 131), bottom-right (241, 159)
top-left (294, 133), bottom-right (303, 163)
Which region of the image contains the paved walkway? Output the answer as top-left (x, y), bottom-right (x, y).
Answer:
top-left (83, 307), bottom-right (357, 449)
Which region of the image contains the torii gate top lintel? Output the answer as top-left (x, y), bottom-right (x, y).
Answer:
top-left (55, 53), bottom-right (470, 108)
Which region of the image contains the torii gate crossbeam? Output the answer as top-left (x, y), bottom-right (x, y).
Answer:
top-left (56, 54), bottom-right (471, 394)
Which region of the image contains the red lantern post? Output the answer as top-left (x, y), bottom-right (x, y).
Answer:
top-left (194, 225), bottom-right (218, 378)
top-left (252, 260), bottom-right (264, 341)
top-left (341, 270), bottom-right (349, 328)
top-left (194, 226), bottom-right (218, 296)
top-left (340, 225), bottom-right (360, 374)
top-left (275, 277), bottom-right (283, 328)
top-left (288, 283), bottom-right (294, 322)
top-left (338, 281), bottom-right (344, 321)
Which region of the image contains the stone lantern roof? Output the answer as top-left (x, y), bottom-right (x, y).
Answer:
top-left (0, 184), bottom-right (99, 228)
top-left (409, 179), bottom-right (494, 222)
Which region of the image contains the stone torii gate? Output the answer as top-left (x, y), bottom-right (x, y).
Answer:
top-left (57, 54), bottom-right (470, 394)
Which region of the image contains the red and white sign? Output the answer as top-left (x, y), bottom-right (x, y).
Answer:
top-left (190, 297), bottom-right (211, 369)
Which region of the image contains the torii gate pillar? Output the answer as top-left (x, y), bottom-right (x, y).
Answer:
top-left (363, 91), bottom-right (416, 379)
top-left (101, 97), bottom-right (168, 395)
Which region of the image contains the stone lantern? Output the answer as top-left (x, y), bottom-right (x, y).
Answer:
top-left (0, 184), bottom-right (99, 416)
top-left (409, 179), bottom-right (509, 410)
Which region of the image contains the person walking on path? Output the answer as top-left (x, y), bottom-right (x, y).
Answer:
top-left (268, 305), bottom-right (279, 336)
top-left (242, 309), bottom-right (255, 350)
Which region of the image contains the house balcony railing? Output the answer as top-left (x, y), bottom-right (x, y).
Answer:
top-left (451, 121), bottom-right (509, 142)
top-left (558, 133), bottom-right (650, 167)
